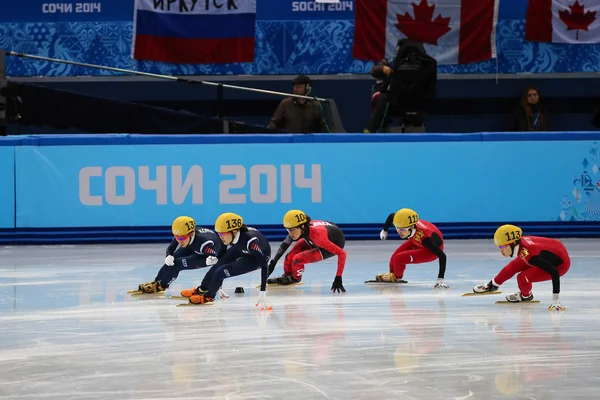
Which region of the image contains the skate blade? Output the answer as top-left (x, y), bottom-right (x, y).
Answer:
top-left (364, 280), bottom-right (408, 284)
top-left (176, 302), bottom-right (215, 307)
top-left (258, 282), bottom-right (305, 288)
top-left (128, 290), bottom-right (165, 296)
top-left (495, 300), bottom-right (540, 304)
top-left (462, 291), bottom-right (501, 297)
top-left (169, 295), bottom-right (187, 300)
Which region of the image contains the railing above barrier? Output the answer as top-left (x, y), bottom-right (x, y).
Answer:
top-left (2, 132), bottom-right (600, 145)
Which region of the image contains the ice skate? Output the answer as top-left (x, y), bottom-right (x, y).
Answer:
top-left (260, 276), bottom-right (304, 289)
top-left (267, 275), bottom-right (286, 285)
top-left (129, 281), bottom-right (165, 295)
top-left (376, 272), bottom-right (398, 282)
top-left (180, 286), bottom-right (208, 298)
top-left (189, 294), bottom-right (215, 305)
top-left (275, 275), bottom-right (302, 285)
top-left (505, 292), bottom-right (534, 303)
top-left (473, 280), bottom-right (500, 293)
top-left (495, 293), bottom-right (540, 304)
top-left (365, 272), bottom-right (407, 284)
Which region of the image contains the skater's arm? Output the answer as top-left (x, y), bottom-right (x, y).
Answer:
top-left (166, 239), bottom-right (178, 256)
top-left (422, 235), bottom-right (447, 279)
top-left (246, 237), bottom-right (269, 291)
top-left (195, 240), bottom-right (218, 256)
top-left (312, 229), bottom-right (347, 276)
top-left (213, 246), bottom-right (238, 268)
top-left (260, 262), bottom-right (268, 292)
top-left (271, 235), bottom-right (294, 264)
top-left (382, 213), bottom-right (395, 231)
top-left (528, 256), bottom-right (561, 293)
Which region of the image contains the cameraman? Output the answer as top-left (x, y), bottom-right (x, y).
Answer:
top-left (365, 39), bottom-right (433, 133)
top-left (365, 59), bottom-right (394, 133)
top-left (268, 75), bottom-right (324, 134)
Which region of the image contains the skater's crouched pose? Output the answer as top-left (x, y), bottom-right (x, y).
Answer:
top-left (135, 216), bottom-right (222, 293)
top-left (268, 209), bottom-right (347, 293)
top-left (181, 212), bottom-right (272, 307)
top-left (474, 224), bottom-right (570, 310)
top-left (378, 208), bottom-right (449, 288)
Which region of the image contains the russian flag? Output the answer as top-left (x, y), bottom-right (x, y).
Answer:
top-left (353, 0), bottom-right (499, 65)
top-left (132, 0), bottom-right (256, 64)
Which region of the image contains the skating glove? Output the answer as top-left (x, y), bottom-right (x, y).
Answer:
top-left (206, 256), bottom-right (218, 266)
top-left (165, 255), bottom-right (175, 267)
top-left (255, 290), bottom-right (272, 310)
top-left (331, 276), bottom-right (346, 293)
top-left (267, 259), bottom-right (277, 277)
top-left (379, 230), bottom-right (388, 240)
top-left (549, 293), bottom-right (565, 311)
top-left (218, 288), bottom-right (229, 299)
top-left (433, 278), bottom-right (450, 289)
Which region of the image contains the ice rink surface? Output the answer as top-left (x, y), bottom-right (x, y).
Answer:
top-left (1, 239), bottom-right (599, 400)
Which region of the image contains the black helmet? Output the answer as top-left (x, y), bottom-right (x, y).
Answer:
top-left (291, 75), bottom-right (312, 97)
top-left (292, 75), bottom-right (312, 85)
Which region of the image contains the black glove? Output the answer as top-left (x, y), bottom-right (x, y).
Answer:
top-left (267, 259), bottom-right (277, 277)
top-left (331, 276), bottom-right (346, 293)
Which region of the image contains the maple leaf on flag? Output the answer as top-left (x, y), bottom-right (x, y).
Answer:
top-left (559, 0), bottom-right (597, 40)
top-left (395, 0), bottom-right (452, 45)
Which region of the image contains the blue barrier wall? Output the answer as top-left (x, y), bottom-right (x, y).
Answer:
top-left (0, 145), bottom-right (15, 229)
top-left (2, 133), bottom-right (600, 244)
top-left (3, 0), bottom-right (600, 76)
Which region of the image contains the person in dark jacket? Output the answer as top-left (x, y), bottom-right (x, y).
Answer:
top-left (509, 86), bottom-right (549, 132)
top-left (364, 59), bottom-right (394, 133)
top-left (364, 39), bottom-right (433, 133)
top-left (268, 75), bottom-right (324, 134)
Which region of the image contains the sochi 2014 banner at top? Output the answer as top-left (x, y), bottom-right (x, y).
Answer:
top-left (0, 0), bottom-right (354, 23)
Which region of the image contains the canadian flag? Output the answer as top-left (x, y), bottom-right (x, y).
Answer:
top-left (526, 0), bottom-right (600, 43)
top-left (353, 0), bottom-right (500, 65)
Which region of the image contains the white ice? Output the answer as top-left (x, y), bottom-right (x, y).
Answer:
top-left (1, 239), bottom-right (600, 399)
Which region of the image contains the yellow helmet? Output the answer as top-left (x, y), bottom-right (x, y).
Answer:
top-left (283, 209), bottom-right (308, 229)
top-left (393, 208), bottom-right (419, 229)
top-left (494, 224), bottom-right (522, 246)
top-left (172, 216), bottom-right (195, 236)
top-left (214, 212), bottom-right (244, 233)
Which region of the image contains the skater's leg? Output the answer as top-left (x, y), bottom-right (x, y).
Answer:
top-left (388, 241), bottom-right (416, 274)
top-left (201, 258), bottom-right (260, 300)
top-left (282, 241), bottom-right (312, 276)
top-left (516, 258), bottom-right (570, 297)
top-left (390, 247), bottom-right (440, 278)
top-left (156, 253), bottom-right (207, 289)
top-left (289, 248), bottom-right (324, 281)
top-left (474, 257), bottom-right (529, 293)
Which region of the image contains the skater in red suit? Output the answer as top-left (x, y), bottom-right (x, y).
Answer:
top-left (378, 208), bottom-right (449, 288)
top-left (473, 224), bottom-right (570, 311)
top-left (267, 209), bottom-right (346, 293)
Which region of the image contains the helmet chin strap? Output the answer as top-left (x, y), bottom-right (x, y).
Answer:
top-left (407, 226), bottom-right (417, 239)
top-left (509, 243), bottom-right (519, 257)
top-left (232, 230), bottom-right (241, 245)
top-left (300, 223), bottom-right (310, 236)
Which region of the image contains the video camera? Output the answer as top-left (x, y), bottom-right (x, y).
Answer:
top-left (386, 39), bottom-right (437, 114)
